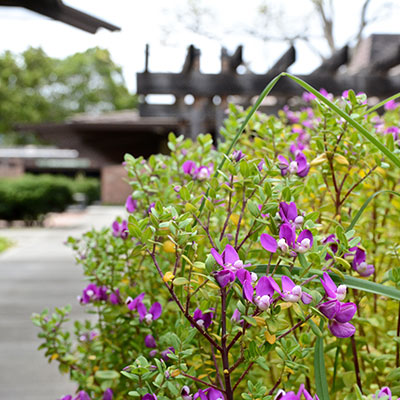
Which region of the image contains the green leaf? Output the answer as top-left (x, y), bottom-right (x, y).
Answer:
top-left (314, 320), bottom-right (330, 400)
top-left (173, 277), bottom-right (189, 286)
top-left (347, 190), bottom-right (400, 232)
top-left (95, 370), bottom-right (120, 380)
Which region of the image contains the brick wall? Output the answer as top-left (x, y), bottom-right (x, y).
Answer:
top-left (101, 164), bottom-right (131, 204)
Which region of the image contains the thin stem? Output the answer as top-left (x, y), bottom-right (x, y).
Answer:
top-left (211, 344), bottom-right (224, 389)
top-left (351, 335), bottom-right (363, 393)
top-left (396, 302), bottom-right (400, 368)
top-left (192, 212), bottom-right (217, 249)
top-left (276, 314), bottom-right (312, 341)
top-left (221, 288), bottom-right (233, 399)
top-left (232, 361), bottom-right (254, 392)
top-left (180, 372), bottom-right (224, 392)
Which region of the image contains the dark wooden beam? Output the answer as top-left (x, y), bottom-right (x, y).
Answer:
top-left (181, 45), bottom-right (201, 74)
top-left (368, 44), bottom-right (400, 73)
top-left (0, 0), bottom-right (120, 33)
top-left (137, 72), bottom-right (400, 97)
top-left (313, 45), bottom-right (348, 74)
top-left (267, 46), bottom-right (296, 75)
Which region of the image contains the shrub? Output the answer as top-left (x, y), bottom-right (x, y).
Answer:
top-left (33, 81), bottom-right (400, 400)
top-left (0, 174), bottom-right (100, 223)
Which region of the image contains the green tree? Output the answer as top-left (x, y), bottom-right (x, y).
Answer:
top-left (0, 47), bottom-right (137, 144)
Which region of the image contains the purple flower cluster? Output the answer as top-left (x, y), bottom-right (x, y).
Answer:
top-left (211, 244), bottom-right (253, 288)
top-left (261, 202), bottom-right (313, 256)
top-left (275, 384), bottom-right (319, 399)
top-left (319, 273), bottom-right (357, 338)
top-left (112, 219), bottom-right (128, 239)
top-left (323, 234), bottom-right (374, 277)
top-left (78, 284), bottom-right (120, 305)
top-left (278, 152), bottom-right (310, 178)
top-left (373, 387), bottom-right (400, 399)
top-left (182, 160), bottom-right (213, 180)
top-left (126, 293), bottom-right (162, 324)
top-left (59, 389), bottom-right (113, 400)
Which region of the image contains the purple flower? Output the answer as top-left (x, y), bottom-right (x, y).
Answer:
top-left (145, 334), bottom-right (157, 348)
top-left (231, 308), bottom-right (242, 323)
top-left (322, 234), bottom-right (339, 260)
top-left (192, 308), bottom-right (214, 330)
top-left (241, 274), bottom-right (281, 310)
top-left (283, 105), bottom-right (300, 124)
top-left (193, 387), bottom-right (225, 400)
top-left (137, 302), bottom-right (162, 324)
top-left (194, 165), bottom-right (213, 180)
top-left (181, 386), bottom-right (193, 400)
top-left (275, 384), bottom-right (320, 399)
top-left (161, 346), bottom-right (175, 362)
top-left (279, 202), bottom-right (303, 227)
top-left (281, 276), bottom-right (312, 304)
top-left (125, 195), bottom-right (137, 213)
top-left (320, 272), bottom-right (347, 301)
top-left (147, 202), bottom-right (156, 214)
top-left (142, 394), bottom-right (157, 400)
top-left (182, 160), bottom-right (197, 175)
top-left (211, 244), bottom-right (251, 286)
top-left (79, 284), bottom-right (108, 304)
top-left (260, 233), bottom-right (278, 253)
top-left (352, 248), bottom-right (374, 277)
top-left (278, 152), bottom-right (309, 178)
top-left (126, 292), bottom-right (145, 311)
top-left (319, 88), bottom-right (333, 101)
top-left (302, 92), bottom-right (316, 103)
top-left (74, 392), bottom-right (91, 400)
top-left (103, 389), bottom-right (113, 400)
top-left (319, 300), bottom-right (357, 338)
top-left (372, 387), bottom-right (400, 399)
top-left (112, 220), bottom-right (128, 239)
top-left (232, 149), bottom-right (246, 162)
top-left (384, 100), bottom-right (398, 111)
top-left (385, 126), bottom-right (399, 141)
top-left (258, 160), bottom-right (265, 171)
top-left (109, 289), bottom-right (121, 305)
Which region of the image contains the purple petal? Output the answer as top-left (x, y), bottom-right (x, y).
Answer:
top-left (319, 300), bottom-right (340, 320)
top-left (260, 233), bottom-right (277, 253)
top-left (215, 269), bottom-right (235, 288)
top-left (267, 276), bottom-right (282, 294)
top-left (236, 268), bottom-right (251, 285)
top-left (243, 279), bottom-right (254, 302)
top-left (193, 308), bottom-right (203, 321)
top-left (301, 292), bottom-right (313, 304)
top-left (281, 275), bottom-right (295, 292)
top-left (207, 388), bottom-right (225, 400)
top-left (149, 302), bottom-right (162, 320)
top-left (328, 321), bottom-right (355, 338)
top-left (103, 389), bottom-right (113, 400)
top-left (335, 302), bottom-right (357, 323)
top-left (125, 196), bottom-right (137, 213)
top-left (320, 272), bottom-right (338, 299)
top-left (279, 223), bottom-right (296, 247)
top-left (211, 248), bottom-right (224, 267)
top-left (377, 387), bottom-right (392, 398)
top-left (256, 276), bottom-right (275, 298)
top-left (182, 160), bottom-right (196, 175)
top-left (137, 302), bottom-right (147, 321)
top-left (297, 229), bottom-right (313, 247)
top-left (145, 334), bottom-right (157, 348)
top-left (223, 244), bottom-right (239, 265)
top-left (353, 247), bottom-right (366, 265)
top-left (277, 155), bottom-right (289, 169)
top-left (202, 311), bottom-right (214, 329)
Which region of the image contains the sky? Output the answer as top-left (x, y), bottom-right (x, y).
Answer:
top-left (0, 0), bottom-right (399, 93)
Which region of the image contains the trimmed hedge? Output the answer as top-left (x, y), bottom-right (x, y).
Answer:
top-left (0, 174), bottom-right (100, 223)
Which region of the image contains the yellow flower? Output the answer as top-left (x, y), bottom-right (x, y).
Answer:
top-left (163, 271), bottom-right (175, 282)
top-left (163, 240), bottom-right (176, 253)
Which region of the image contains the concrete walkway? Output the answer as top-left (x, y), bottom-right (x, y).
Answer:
top-left (0, 206), bottom-right (124, 400)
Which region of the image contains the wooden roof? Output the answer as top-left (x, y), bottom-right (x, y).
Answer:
top-left (0, 0), bottom-right (120, 33)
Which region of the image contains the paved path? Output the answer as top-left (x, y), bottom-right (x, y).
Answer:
top-left (0, 206), bottom-right (124, 400)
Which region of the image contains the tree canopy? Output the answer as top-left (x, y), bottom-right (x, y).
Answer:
top-left (0, 47), bottom-right (137, 144)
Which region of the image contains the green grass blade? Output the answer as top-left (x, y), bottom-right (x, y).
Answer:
top-left (346, 190), bottom-right (400, 232)
top-left (314, 320), bottom-right (330, 400)
top-left (282, 73), bottom-right (400, 170)
top-left (362, 92), bottom-right (400, 116)
top-left (197, 73), bottom-right (284, 218)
